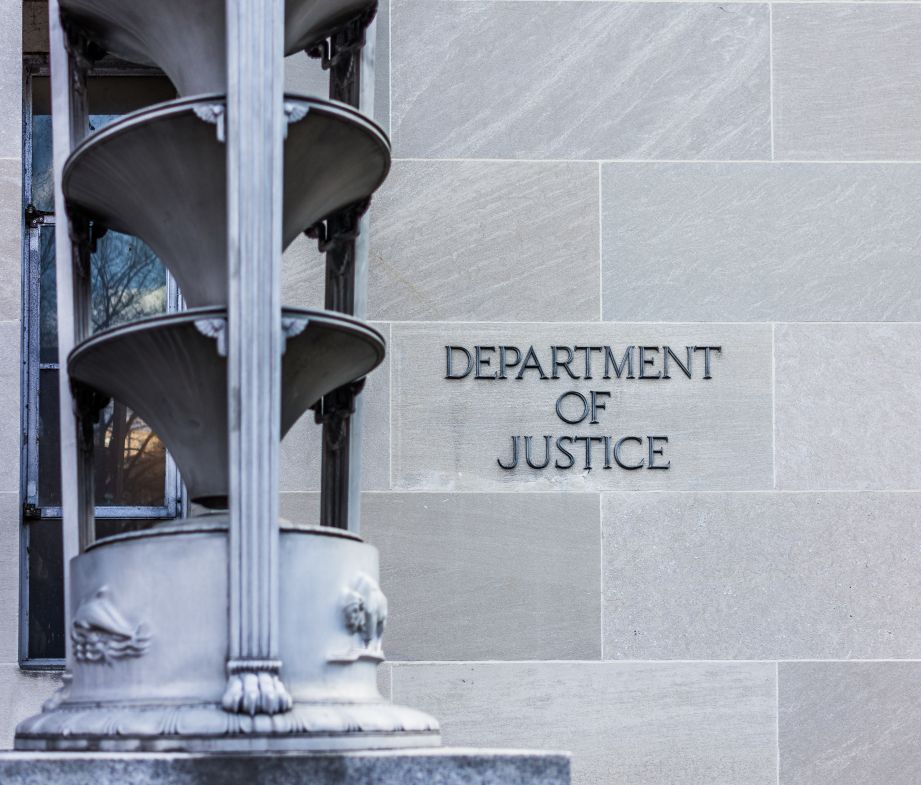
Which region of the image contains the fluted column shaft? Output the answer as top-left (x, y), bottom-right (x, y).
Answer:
top-left (223, 0), bottom-right (291, 715)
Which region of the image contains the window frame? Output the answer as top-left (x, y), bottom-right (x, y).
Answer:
top-left (19, 55), bottom-right (184, 669)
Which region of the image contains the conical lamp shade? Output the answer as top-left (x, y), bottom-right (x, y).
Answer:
top-left (68, 307), bottom-right (385, 508)
top-left (63, 94), bottom-right (389, 307)
top-left (60, 0), bottom-right (375, 96)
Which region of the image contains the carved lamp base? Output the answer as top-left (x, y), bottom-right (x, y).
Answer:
top-left (14, 701), bottom-right (439, 752)
top-left (15, 518), bottom-right (439, 752)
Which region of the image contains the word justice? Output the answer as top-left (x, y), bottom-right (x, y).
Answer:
top-left (445, 344), bottom-right (722, 381)
top-left (497, 434), bottom-right (669, 471)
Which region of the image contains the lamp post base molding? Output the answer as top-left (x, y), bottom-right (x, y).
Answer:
top-left (14, 520), bottom-right (439, 752)
top-left (0, 750), bottom-right (570, 784)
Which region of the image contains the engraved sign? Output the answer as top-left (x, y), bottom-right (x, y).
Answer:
top-left (445, 343), bottom-right (721, 472)
top-left (391, 323), bottom-right (772, 491)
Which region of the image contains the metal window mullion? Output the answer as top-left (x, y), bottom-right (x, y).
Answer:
top-left (164, 268), bottom-right (184, 516)
top-left (345, 17), bottom-right (377, 535)
top-left (21, 64), bottom-right (41, 509)
top-left (27, 506), bottom-right (177, 521)
top-left (48, 0), bottom-right (93, 672)
top-left (317, 17), bottom-right (376, 534)
top-left (20, 64), bottom-right (39, 664)
top-left (24, 227), bottom-right (41, 507)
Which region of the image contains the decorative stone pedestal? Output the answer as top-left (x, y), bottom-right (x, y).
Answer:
top-left (0, 749), bottom-right (571, 785)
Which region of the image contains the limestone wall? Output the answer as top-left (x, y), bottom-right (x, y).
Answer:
top-left (7, 2), bottom-right (921, 784)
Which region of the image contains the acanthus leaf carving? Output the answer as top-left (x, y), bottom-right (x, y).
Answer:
top-left (192, 104), bottom-right (226, 142)
top-left (194, 317), bottom-right (228, 357)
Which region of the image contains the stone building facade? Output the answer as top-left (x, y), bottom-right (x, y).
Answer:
top-left (4, 2), bottom-right (921, 784)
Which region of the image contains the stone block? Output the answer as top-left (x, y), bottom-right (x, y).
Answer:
top-left (279, 492), bottom-right (319, 527)
top-left (283, 4), bottom-right (390, 132)
top-left (391, 1), bottom-right (770, 160)
top-left (779, 662), bottom-right (921, 785)
top-left (364, 492), bottom-right (601, 660)
top-left (281, 233), bottom-right (325, 310)
top-left (0, 0), bottom-right (21, 159)
top-left (0, 161), bottom-right (22, 323)
top-left (280, 323), bottom-right (391, 495)
top-left (602, 162), bottom-right (921, 322)
top-left (377, 662), bottom-right (391, 700)
top-left (0, 749), bottom-right (570, 784)
top-left (390, 322), bottom-right (773, 491)
top-left (373, 0), bottom-right (390, 135)
top-left (603, 491), bottom-right (921, 659)
top-left (0, 322), bottom-right (20, 494)
top-left (775, 323), bottom-right (921, 490)
top-left (774, 6), bottom-right (921, 160)
top-left (0, 666), bottom-right (61, 750)
top-left (283, 46), bottom-right (329, 99)
top-left (0, 495), bottom-right (20, 663)
top-left (368, 161), bottom-right (600, 322)
top-left (391, 662), bottom-right (776, 785)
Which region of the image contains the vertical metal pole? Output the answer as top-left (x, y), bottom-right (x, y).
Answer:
top-left (222, 0), bottom-right (292, 715)
top-left (346, 19), bottom-right (377, 534)
top-left (48, 0), bottom-right (91, 674)
top-left (316, 12), bottom-right (376, 533)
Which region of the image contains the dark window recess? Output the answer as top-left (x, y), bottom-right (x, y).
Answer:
top-left (25, 521), bottom-right (64, 661)
top-left (22, 64), bottom-right (181, 665)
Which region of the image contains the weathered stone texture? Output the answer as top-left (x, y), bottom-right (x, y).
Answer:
top-left (391, 662), bottom-right (777, 785)
top-left (0, 495), bottom-right (21, 663)
top-left (0, 322), bottom-right (20, 495)
top-left (779, 662), bottom-right (921, 785)
top-left (391, 1), bottom-right (770, 160)
top-left (774, 6), bottom-right (921, 160)
top-left (280, 323), bottom-right (391, 495)
top-left (0, 162), bottom-right (22, 322)
top-left (368, 161), bottom-right (600, 322)
top-left (0, 749), bottom-right (571, 785)
top-left (364, 492), bottom-right (601, 660)
top-left (0, 667), bottom-right (60, 749)
top-left (390, 322), bottom-right (773, 491)
top-left (603, 491), bottom-right (921, 660)
top-left (602, 162), bottom-right (921, 322)
top-left (775, 323), bottom-right (921, 490)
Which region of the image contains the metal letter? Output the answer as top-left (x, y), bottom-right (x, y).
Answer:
top-left (613, 436), bottom-right (644, 470)
top-left (555, 390), bottom-right (589, 425)
top-left (497, 435), bottom-right (520, 470)
top-left (445, 345), bottom-right (472, 379)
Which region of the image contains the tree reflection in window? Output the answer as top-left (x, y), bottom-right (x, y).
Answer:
top-left (24, 68), bottom-right (181, 662)
top-left (91, 231), bottom-right (168, 507)
top-left (38, 228), bottom-right (169, 507)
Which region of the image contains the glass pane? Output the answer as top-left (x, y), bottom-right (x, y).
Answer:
top-left (27, 520), bottom-right (65, 660)
top-left (93, 401), bottom-right (166, 507)
top-left (39, 224), bottom-right (57, 364)
top-left (39, 374), bottom-right (168, 508)
top-left (91, 231), bottom-right (166, 332)
top-left (30, 114), bottom-right (54, 212)
top-left (38, 368), bottom-right (61, 507)
top-left (27, 517), bottom-right (167, 660)
top-left (95, 517), bottom-right (161, 541)
top-left (30, 75), bottom-right (178, 214)
top-left (36, 228), bottom-right (168, 507)
top-left (39, 226), bottom-right (167, 356)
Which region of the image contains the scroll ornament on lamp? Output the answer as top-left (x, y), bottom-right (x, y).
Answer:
top-left (71, 586), bottom-right (151, 664)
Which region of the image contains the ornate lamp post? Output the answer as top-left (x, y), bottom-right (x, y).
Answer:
top-left (4, 2), bottom-right (569, 782)
top-left (14, 0), bottom-right (438, 749)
